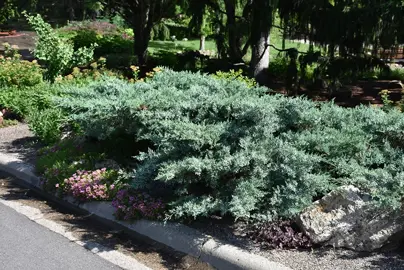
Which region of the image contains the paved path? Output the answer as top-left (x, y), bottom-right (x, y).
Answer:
top-left (0, 202), bottom-right (121, 270)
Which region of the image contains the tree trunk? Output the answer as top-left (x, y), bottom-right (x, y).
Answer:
top-left (68, 0), bottom-right (75, 21)
top-left (251, 34), bottom-right (270, 85)
top-left (250, 0), bottom-right (272, 85)
top-left (329, 43), bottom-right (335, 60)
top-left (134, 27), bottom-right (149, 65)
top-left (132, 2), bottom-right (152, 66)
top-left (199, 35), bottom-right (205, 51)
top-left (224, 0), bottom-right (243, 62)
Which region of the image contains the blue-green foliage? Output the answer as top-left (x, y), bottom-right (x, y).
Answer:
top-left (54, 70), bottom-right (404, 221)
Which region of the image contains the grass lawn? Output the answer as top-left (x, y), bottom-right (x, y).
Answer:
top-left (148, 31), bottom-right (313, 61)
top-left (149, 39), bottom-right (217, 55)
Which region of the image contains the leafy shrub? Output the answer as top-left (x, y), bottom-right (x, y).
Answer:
top-left (213, 69), bottom-right (257, 88)
top-left (2, 42), bottom-right (21, 59)
top-left (94, 34), bottom-right (133, 56)
top-left (0, 58), bottom-right (43, 87)
top-left (60, 168), bottom-right (118, 201)
top-left (0, 84), bottom-right (58, 118)
top-left (268, 56), bottom-right (288, 80)
top-left (24, 13), bottom-right (96, 81)
top-left (247, 220), bottom-right (312, 249)
top-left (54, 70), bottom-right (404, 221)
top-left (0, 119), bottom-right (18, 128)
top-left (0, 88), bottom-right (31, 118)
top-left (63, 28), bottom-right (133, 59)
top-left (28, 108), bottom-right (66, 144)
top-left (59, 21), bottom-right (120, 36)
top-left (112, 188), bottom-right (166, 220)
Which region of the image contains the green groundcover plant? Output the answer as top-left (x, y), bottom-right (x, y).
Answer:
top-left (52, 70), bottom-right (404, 222)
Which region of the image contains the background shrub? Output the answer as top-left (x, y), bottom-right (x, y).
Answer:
top-left (213, 69), bottom-right (257, 88)
top-left (28, 108), bottom-right (66, 144)
top-left (53, 70), bottom-right (404, 221)
top-left (25, 13), bottom-right (96, 81)
top-left (69, 30), bottom-right (133, 58)
top-left (0, 84), bottom-right (57, 119)
top-left (0, 59), bottom-right (43, 87)
top-left (59, 21), bottom-right (120, 36)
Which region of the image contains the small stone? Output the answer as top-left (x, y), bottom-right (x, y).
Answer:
top-left (94, 159), bottom-right (120, 170)
top-left (388, 80), bottom-right (404, 89)
top-left (297, 185), bottom-right (404, 251)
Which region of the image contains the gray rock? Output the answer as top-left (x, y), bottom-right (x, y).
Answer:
top-left (388, 80), bottom-right (404, 89)
top-left (297, 185), bottom-right (404, 251)
top-left (94, 159), bottom-right (120, 170)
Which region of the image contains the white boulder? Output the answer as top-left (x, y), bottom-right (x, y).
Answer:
top-left (297, 185), bottom-right (404, 251)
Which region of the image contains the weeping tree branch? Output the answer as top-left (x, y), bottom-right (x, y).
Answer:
top-left (269, 44), bottom-right (308, 55)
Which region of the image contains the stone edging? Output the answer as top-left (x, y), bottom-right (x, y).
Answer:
top-left (0, 152), bottom-right (292, 270)
top-left (0, 33), bottom-right (27, 39)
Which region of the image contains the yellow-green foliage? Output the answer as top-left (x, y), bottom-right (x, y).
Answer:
top-left (213, 69), bottom-right (257, 88)
top-left (0, 58), bottom-right (43, 87)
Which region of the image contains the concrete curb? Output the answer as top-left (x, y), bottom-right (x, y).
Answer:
top-left (0, 152), bottom-right (292, 270)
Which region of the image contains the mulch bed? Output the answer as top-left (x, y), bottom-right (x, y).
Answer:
top-left (270, 80), bottom-right (403, 107)
top-left (0, 33), bottom-right (27, 39)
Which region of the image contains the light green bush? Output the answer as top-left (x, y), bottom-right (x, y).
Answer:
top-left (0, 58), bottom-right (43, 87)
top-left (0, 84), bottom-right (57, 118)
top-left (54, 70), bottom-right (404, 221)
top-left (28, 108), bottom-right (66, 144)
top-left (24, 12), bottom-right (96, 81)
top-left (213, 69), bottom-right (257, 88)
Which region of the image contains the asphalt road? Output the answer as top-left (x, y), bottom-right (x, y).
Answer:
top-left (0, 202), bottom-right (121, 270)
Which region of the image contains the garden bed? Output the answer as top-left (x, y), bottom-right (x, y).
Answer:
top-left (1, 124), bottom-right (404, 270)
top-left (0, 30), bottom-right (17, 36)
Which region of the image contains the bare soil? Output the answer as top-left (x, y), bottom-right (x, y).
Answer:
top-left (269, 79), bottom-right (403, 107)
top-left (0, 31), bottom-right (36, 60)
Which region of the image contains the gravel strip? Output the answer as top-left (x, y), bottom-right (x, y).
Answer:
top-left (258, 248), bottom-right (404, 270)
top-left (0, 123), bottom-right (39, 163)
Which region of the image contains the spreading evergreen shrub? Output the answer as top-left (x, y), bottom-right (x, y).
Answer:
top-left (55, 70), bottom-right (404, 221)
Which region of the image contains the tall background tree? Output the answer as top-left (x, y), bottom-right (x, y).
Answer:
top-left (184, 0), bottom-right (212, 50)
top-left (183, 0), bottom-right (279, 83)
top-left (0, 0), bottom-right (21, 26)
top-left (279, 0), bottom-right (404, 59)
top-left (103, 0), bottom-right (177, 65)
